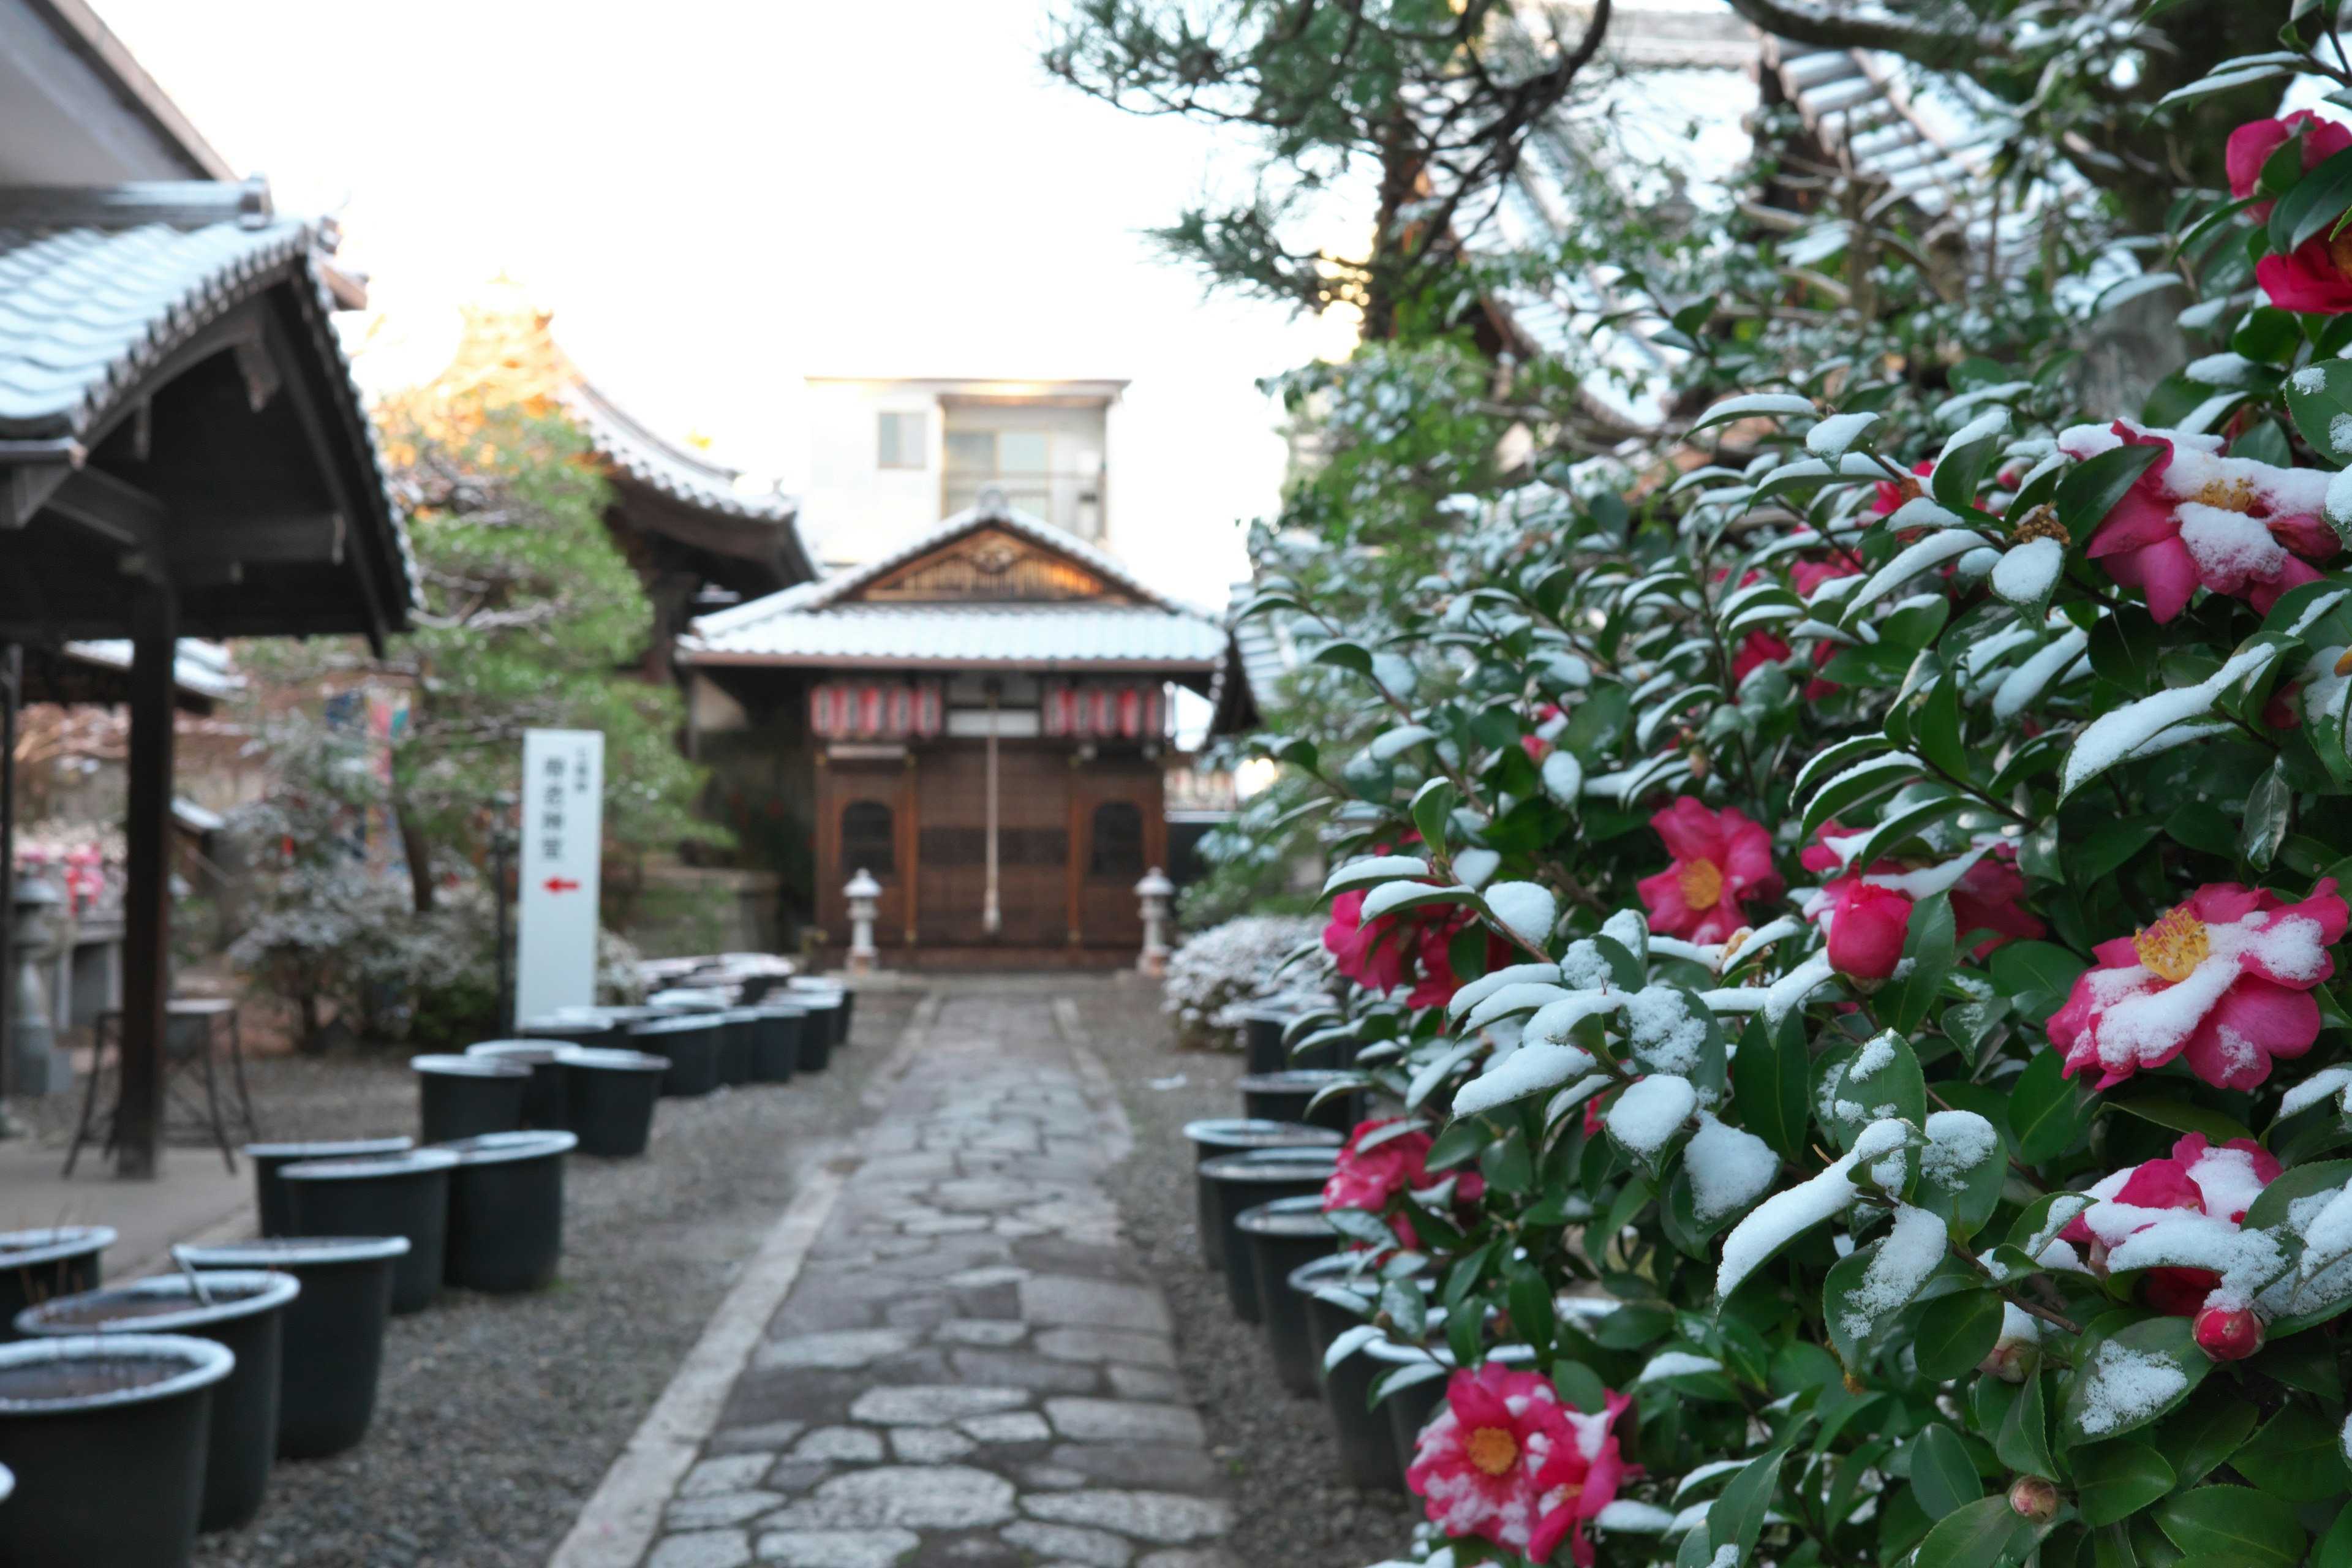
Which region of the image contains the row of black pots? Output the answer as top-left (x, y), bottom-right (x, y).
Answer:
top-left (1234, 1005), bottom-right (1353, 1076)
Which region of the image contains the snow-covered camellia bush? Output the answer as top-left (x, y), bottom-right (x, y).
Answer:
top-left (1257, 36), bottom-right (2352, 1568)
top-left (1161, 913), bottom-right (1325, 1046)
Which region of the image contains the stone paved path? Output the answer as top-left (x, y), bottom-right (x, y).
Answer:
top-left (639, 988), bottom-right (1237, 1568)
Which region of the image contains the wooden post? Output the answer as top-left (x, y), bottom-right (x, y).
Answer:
top-left (1065, 752), bottom-right (1084, 951)
top-left (902, 752), bottom-right (920, 949)
top-left (118, 587), bottom-right (176, 1178)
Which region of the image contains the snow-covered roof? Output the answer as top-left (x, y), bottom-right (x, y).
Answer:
top-left (62, 638), bottom-right (241, 700)
top-left (681, 496), bottom-right (1231, 673)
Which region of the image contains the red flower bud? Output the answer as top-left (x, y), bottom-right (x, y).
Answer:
top-left (2008, 1476), bottom-right (2059, 1523)
top-left (2193, 1305), bottom-right (2264, 1362)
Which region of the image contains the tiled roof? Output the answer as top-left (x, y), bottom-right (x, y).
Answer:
top-left (0, 183), bottom-right (421, 614)
top-left (683, 498), bottom-right (1228, 671)
top-left (562, 380), bottom-right (796, 525)
top-left (63, 637), bottom-right (242, 700)
top-left (684, 603), bottom-right (1228, 668)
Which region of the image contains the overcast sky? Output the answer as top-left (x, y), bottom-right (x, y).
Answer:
top-left (93, 0), bottom-right (1360, 609)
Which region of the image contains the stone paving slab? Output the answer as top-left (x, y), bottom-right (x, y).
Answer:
top-left (638, 989), bottom-right (1237, 1568)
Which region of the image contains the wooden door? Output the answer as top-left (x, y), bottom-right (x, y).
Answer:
top-left (915, 742), bottom-right (1069, 946)
top-left (1070, 758), bottom-right (1163, 950)
top-left (815, 755), bottom-right (914, 947)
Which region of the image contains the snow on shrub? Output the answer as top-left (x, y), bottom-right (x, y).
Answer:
top-left (1159, 913), bottom-right (1324, 1045)
top-left (1248, 43), bottom-right (2352, 1568)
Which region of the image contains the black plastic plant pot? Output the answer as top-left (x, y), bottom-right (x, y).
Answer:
top-left (1180, 1120), bottom-right (1338, 1272)
top-left (554, 1047), bottom-right (669, 1156)
top-left (790, 979), bottom-right (850, 1043)
top-left (0, 1226), bottom-right (117, 1340)
top-left (1198, 1147), bottom-right (1338, 1324)
top-left (411, 1053), bottom-right (530, 1144)
top-left (1293, 1261), bottom-right (1403, 1494)
top-left (514, 1014), bottom-right (620, 1050)
top-left (173, 1236), bottom-right (409, 1458)
top-left (0, 1332), bottom-right (233, 1566)
top-left (17, 1270), bottom-right (301, 1532)
top-left (1238, 1197), bottom-right (1340, 1393)
top-left (435, 1131), bottom-right (579, 1293)
top-left (785, 1001), bottom-right (842, 1062)
top-left (746, 1005), bottom-right (804, 1082)
top-left (791, 997), bottom-right (840, 1071)
top-left (281, 1148), bottom-right (459, 1314)
top-left (624, 1016), bottom-right (722, 1096)
top-left (245, 1140), bottom-right (413, 1238)
top-left (465, 1041), bottom-right (568, 1130)
top-left (712, 1010), bottom-right (756, 1087)
top-left (1237, 1069), bottom-right (1362, 1134)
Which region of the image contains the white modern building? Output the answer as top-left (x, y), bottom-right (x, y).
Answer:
top-left (800, 377), bottom-right (1126, 567)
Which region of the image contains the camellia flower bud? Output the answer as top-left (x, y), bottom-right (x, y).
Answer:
top-left (2009, 1477), bottom-right (2059, 1522)
top-left (2193, 1305), bottom-right (2265, 1362)
top-left (1976, 1303), bottom-right (2043, 1384)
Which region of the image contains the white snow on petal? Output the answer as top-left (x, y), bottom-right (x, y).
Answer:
top-left (1608, 1075), bottom-right (1698, 1157)
top-left (1686, 1114), bottom-right (1781, 1224)
top-left (2177, 502), bottom-right (2290, 579)
top-left (1837, 1204), bottom-right (1949, 1341)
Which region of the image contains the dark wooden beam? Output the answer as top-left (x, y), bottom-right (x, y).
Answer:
top-left (115, 585), bottom-right (176, 1178)
top-left (261, 290), bottom-right (393, 650)
top-left (170, 511), bottom-right (345, 565)
top-left (42, 466), bottom-right (166, 564)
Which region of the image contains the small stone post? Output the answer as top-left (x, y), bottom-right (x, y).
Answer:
top-left (844, 869), bottom-right (883, 974)
top-left (1134, 867), bottom-right (1174, 978)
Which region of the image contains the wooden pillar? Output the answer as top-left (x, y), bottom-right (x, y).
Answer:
top-left (1065, 752), bottom-right (1084, 950)
top-left (902, 752), bottom-right (920, 949)
top-left (117, 587), bottom-right (176, 1178)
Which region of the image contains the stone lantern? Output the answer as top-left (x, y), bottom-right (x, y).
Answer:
top-left (843, 869), bottom-right (883, 974)
top-left (1134, 867), bottom-right (1174, 979)
top-left (10, 875), bottom-right (69, 1096)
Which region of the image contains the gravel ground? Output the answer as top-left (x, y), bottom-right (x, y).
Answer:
top-left (186, 992), bottom-right (918, 1568)
top-left (1076, 984), bottom-right (1414, 1568)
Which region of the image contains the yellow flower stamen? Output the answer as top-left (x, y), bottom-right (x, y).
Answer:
top-left (1467, 1426), bottom-right (1519, 1476)
top-left (1677, 858), bottom-right (1725, 911)
top-left (2133, 905), bottom-right (2211, 984)
top-left (2189, 477), bottom-right (2258, 513)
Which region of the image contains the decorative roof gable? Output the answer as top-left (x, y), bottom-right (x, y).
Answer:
top-left (856, 524), bottom-right (1136, 606)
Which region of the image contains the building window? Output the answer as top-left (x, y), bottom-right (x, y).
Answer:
top-left (841, 799), bottom-right (894, 875)
top-left (943, 429), bottom-right (995, 472)
top-left (878, 412), bottom-right (927, 469)
top-left (1088, 801), bottom-right (1145, 880)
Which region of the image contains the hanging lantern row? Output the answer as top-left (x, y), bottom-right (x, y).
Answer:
top-left (1042, 682), bottom-right (1167, 741)
top-left (810, 681), bottom-right (944, 739)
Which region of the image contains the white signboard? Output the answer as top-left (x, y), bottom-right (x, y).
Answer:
top-left (516, 728), bottom-right (605, 1020)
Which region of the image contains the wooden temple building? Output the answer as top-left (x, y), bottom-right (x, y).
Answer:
top-left (680, 500), bottom-right (1253, 967)
top-left (0, 0), bottom-right (415, 1172)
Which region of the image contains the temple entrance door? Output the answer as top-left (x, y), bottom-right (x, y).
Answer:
top-left (916, 742), bottom-right (1068, 946)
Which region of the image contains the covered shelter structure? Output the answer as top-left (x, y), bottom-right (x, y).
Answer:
top-left (0, 0), bottom-right (413, 1175)
top-left (680, 497), bottom-right (1244, 967)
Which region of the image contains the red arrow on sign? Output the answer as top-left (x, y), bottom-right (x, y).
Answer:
top-left (544, 877), bottom-right (581, 893)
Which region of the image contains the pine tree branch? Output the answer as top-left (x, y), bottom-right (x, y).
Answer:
top-left (1720, 0), bottom-right (2010, 72)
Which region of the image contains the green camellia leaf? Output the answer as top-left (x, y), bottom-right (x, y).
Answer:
top-left (1912, 1493), bottom-right (2026, 1568)
top-left (2066, 1316), bottom-right (2212, 1442)
top-left (2273, 145), bottom-right (2352, 254)
top-left (1995, 1368), bottom-right (2058, 1480)
top-left (2054, 442), bottom-right (2165, 540)
top-left (2109, 1096), bottom-right (2254, 1143)
top-left (2153, 1382), bottom-right (2259, 1488)
top-left (1882, 891), bottom-right (1956, 1035)
top-left (1820, 1030), bottom-right (1926, 1153)
top-left (2230, 1404), bottom-right (2351, 1501)
top-left (1907, 1423), bottom-right (1984, 1520)
top-left (2284, 358), bottom-right (2352, 465)
top-left (2154, 1484), bottom-right (2307, 1567)
top-left (2073, 1440), bottom-right (2177, 1526)
top-left (2010, 1047), bottom-right (2094, 1164)
top-left (1912, 1287), bottom-right (2003, 1381)
top-left (1730, 1013), bottom-right (1812, 1167)
top-left (1708, 1446), bottom-right (1790, 1562)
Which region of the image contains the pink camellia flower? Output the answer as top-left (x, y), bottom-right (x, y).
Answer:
top-left (1407, 1363), bottom-right (1634, 1564)
top-left (1323, 1118), bottom-right (1486, 1211)
top-left (1800, 826), bottom-right (2043, 982)
top-left (2228, 110), bottom-right (2352, 220)
top-left (2050, 880), bottom-right (2347, 1091)
top-left (1325, 889), bottom-right (1410, 994)
top-left (2258, 233), bottom-right (2352, 314)
top-left (1528, 1389), bottom-right (1638, 1567)
top-left (1637, 798), bottom-right (1784, 944)
top-left (2059, 1133), bottom-right (2280, 1316)
top-left (1872, 459), bottom-right (1933, 518)
top-left (1325, 873), bottom-right (1508, 1011)
top-left (2056, 421), bottom-right (2337, 621)
top-left (1731, 630), bottom-right (1792, 685)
